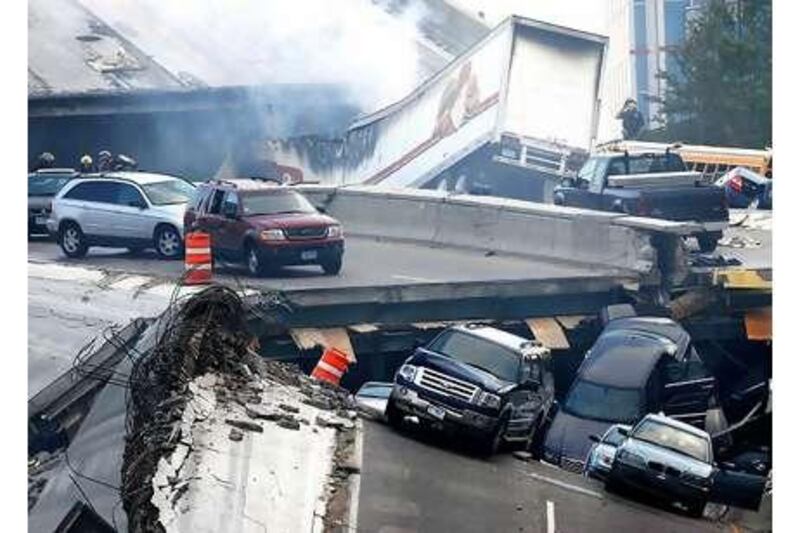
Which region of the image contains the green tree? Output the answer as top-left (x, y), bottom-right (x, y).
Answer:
top-left (651, 0), bottom-right (771, 148)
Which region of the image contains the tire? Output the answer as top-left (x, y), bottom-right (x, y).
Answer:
top-left (59, 222), bottom-right (88, 258)
top-left (154, 225), bottom-right (183, 259)
top-left (479, 417), bottom-right (508, 457)
top-left (245, 243), bottom-right (264, 277)
top-left (525, 414), bottom-right (545, 457)
top-left (321, 254), bottom-right (343, 275)
top-left (696, 231), bottom-right (721, 253)
top-left (386, 398), bottom-right (404, 430)
top-left (685, 498), bottom-right (706, 518)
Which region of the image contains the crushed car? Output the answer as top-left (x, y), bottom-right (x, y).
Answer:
top-left (606, 413), bottom-right (766, 517)
top-left (715, 166), bottom-right (772, 210)
top-left (584, 424), bottom-right (630, 481)
top-left (542, 316), bottom-right (718, 474)
top-left (386, 324), bottom-right (555, 456)
top-left (353, 381), bottom-right (392, 420)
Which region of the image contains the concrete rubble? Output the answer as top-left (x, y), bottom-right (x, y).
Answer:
top-left (113, 285), bottom-right (360, 532)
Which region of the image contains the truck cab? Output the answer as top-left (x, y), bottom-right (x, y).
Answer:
top-left (553, 151), bottom-right (729, 252)
top-left (386, 324), bottom-right (555, 456)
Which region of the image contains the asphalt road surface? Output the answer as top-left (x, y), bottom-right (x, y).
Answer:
top-left (358, 420), bottom-right (728, 533)
top-left (28, 236), bottom-right (625, 292)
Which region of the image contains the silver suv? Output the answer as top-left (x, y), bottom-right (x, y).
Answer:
top-left (47, 172), bottom-right (196, 259)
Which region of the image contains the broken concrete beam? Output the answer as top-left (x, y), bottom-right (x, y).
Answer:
top-left (225, 419), bottom-right (263, 433)
top-left (277, 417), bottom-right (301, 431)
top-left (245, 405), bottom-right (281, 421)
top-left (278, 403), bottom-right (300, 414)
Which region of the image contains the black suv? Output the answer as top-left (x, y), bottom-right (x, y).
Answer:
top-left (386, 324), bottom-right (555, 456)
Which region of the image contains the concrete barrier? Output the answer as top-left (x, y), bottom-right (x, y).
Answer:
top-left (295, 185), bottom-right (695, 278)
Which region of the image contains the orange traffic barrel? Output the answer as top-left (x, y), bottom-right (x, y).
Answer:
top-left (184, 231), bottom-right (212, 285)
top-left (311, 347), bottom-right (351, 386)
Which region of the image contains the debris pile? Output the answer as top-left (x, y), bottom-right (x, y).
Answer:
top-left (120, 285), bottom-right (359, 532)
top-left (121, 286), bottom-right (258, 532)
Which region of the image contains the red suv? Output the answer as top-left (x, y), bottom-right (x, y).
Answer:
top-left (184, 179), bottom-right (344, 276)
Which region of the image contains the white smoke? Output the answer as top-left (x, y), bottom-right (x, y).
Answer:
top-left (78, 0), bottom-right (428, 111)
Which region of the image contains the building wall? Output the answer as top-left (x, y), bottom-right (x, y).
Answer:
top-left (630, 0), bottom-right (690, 128)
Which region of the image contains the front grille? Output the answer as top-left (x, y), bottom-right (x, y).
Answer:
top-left (560, 457), bottom-right (585, 474)
top-left (284, 226), bottom-right (327, 240)
top-left (415, 367), bottom-right (478, 403)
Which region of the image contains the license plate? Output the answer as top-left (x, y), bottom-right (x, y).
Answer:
top-left (34, 216), bottom-right (47, 225)
top-left (427, 405), bottom-right (446, 420)
top-left (301, 250), bottom-right (318, 261)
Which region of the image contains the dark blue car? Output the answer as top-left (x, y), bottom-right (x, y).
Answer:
top-left (542, 317), bottom-right (717, 474)
top-left (386, 324), bottom-right (555, 456)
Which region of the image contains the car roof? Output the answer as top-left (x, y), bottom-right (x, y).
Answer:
top-left (201, 178), bottom-right (285, 192)
top-left (637, 413), bottom-right (710, 439)
top-left (30, 168), bottom-right (78, 177)
top-left (90, 171), bottom-right (189, 185)
top-left (451, 324), bottom-right (532, 354)
top-left (603, 317), bottom-right (690, 355)
top-left (579, 330), bottom-right (668, 388)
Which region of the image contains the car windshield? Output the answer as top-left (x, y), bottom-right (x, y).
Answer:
top-left (607, 154), bottom-right (687, 175)
top-left (603, 426), bottom-right (629, 446)
top-left (427, 330), bottom-right (520, 382)
top-left (141, 180), bottom-right (196, 205)
top-left (632, 419), bottom-right (710, 462)
top-left (357, 384), bottom-right (393, 399)
top-left (241, 191), bottom-right (317, 216)
top-left (29, 175), bottom-right (71, 196)
top-left (564, 380), bottom-right (643, 423)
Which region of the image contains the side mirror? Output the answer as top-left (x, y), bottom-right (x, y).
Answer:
top-left (617, 427), bottom-right (630, 437)
top-left (589, 434), bottom-right (601, 443)
top-left (128, 200), bottom-right (147, 209)
top-left (560, 177), bottom-right (576, 188)
top-left (223, 204), bottom-right (239, 219)
top-left (316, 205), bottom-right (327, 214)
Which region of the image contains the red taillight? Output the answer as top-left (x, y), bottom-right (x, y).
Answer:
top-left (730, 175), bottom-right (743, 193)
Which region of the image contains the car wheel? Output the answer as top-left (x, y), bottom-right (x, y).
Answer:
top-left (696, 232), bottom-right (721, 253)
top-left (59, 222), bottom-right (88, 258)
top-left (685, 498), bottom-right (706, 518)
top-left (154, 225), bottom-right (183, 259)
top-left (480, 417), bottom-right (508, 457)
top-left (245, 243), bottom-right (264, 277)
top-left (321, 254), bottom-right (343, 275)
top-left (525, 415), bottom-right (545, 457)
top-left (386, 398), bottom-right (404, 430)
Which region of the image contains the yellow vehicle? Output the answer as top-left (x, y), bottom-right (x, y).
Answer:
top-left (598, 141), bottom-right (772, 181)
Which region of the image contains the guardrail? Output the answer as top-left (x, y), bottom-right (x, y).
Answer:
top-left (297, 185), bottom-right (704, 283)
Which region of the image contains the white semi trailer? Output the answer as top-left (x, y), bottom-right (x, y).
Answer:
top-left (338, 15), bottom-right (609, 202)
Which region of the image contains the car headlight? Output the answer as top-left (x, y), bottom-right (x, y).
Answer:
top-left (617, 449), bottom-right (646, 467)
top-left (397, 364), bottom-right (417, 383)
top-left (260, 229), bottom-right (286, 241)
top-left (476, 391), bottom-right (502, 409)
top-left (327, 225), bottom-right (343, 238)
